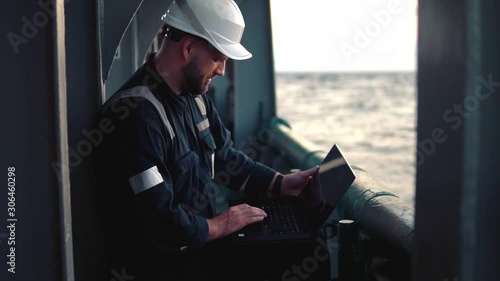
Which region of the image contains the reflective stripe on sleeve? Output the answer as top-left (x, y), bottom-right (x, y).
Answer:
top-left (128, 166), bottom-right (164, 195)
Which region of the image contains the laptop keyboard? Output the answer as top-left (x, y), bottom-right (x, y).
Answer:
top-left (257, 199), bottom-right (308, 235)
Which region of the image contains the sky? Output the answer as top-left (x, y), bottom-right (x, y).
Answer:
top-left (269, 0), bottom-right (418, 72)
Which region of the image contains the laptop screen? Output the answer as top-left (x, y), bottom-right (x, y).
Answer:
top-left (318, 144), bottom-right (357, 210)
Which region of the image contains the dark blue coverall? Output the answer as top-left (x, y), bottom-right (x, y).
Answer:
top-left (92, 53), bottom-right (277, 280)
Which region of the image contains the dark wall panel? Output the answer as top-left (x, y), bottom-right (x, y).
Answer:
top-left (0, 1), bottom-right (62, 280)
top-left (414, 0), bottom-right (465, 280)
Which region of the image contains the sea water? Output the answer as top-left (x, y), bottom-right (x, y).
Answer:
top-left (275, 71), bottom-right (416, 205)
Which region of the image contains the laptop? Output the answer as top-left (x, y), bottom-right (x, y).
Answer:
top-left (229, 143), bottom-right (357, 244)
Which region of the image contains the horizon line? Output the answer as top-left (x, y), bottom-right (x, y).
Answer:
top-left (274, 69), bottom-right (416, 74)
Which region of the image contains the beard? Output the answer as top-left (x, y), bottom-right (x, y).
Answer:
top-left (182, 56), bottom-right (210, 95)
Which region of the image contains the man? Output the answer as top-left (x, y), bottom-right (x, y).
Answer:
top-left (93, 0), bottom-right (322, 280)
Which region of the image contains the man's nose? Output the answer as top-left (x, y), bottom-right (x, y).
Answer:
top-left (215, 60), bottom-right (226, 77)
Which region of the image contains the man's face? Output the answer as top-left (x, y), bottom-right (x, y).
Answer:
top-left (182, 38), bottom-right (228, 95)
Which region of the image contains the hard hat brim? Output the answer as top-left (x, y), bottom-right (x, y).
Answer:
top-left (215, 42), bottom-right (252, 60)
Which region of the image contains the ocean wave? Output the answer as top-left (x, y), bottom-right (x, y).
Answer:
top-left (276, 71), bottom-right (417, 205)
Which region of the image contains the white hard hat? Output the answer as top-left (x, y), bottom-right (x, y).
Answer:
top-left (162, 0), bottom-right (252, 60)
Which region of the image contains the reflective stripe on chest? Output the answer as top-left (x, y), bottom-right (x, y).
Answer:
top-left (100, 85), bottom-right (175, 140)
top-left (194, 96), bottom-right (214, 179)
top-left (194, 96), bottom-right (209, 132)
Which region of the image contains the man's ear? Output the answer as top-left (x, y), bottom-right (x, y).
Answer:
top-left (181, 37), bottom-right (196, 61)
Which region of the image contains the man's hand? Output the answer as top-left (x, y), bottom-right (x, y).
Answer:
top-left (206, 204), bottom-right (267, 241)
top-left (298, 167), bottom-right (323, 209)
top-left (280, 166), bottom-right (320, 197)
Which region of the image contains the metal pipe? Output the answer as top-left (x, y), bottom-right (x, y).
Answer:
top-left (53, 0), bottom-right (75, 280)
top-left (340, 170), bottom-right (414, 259)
